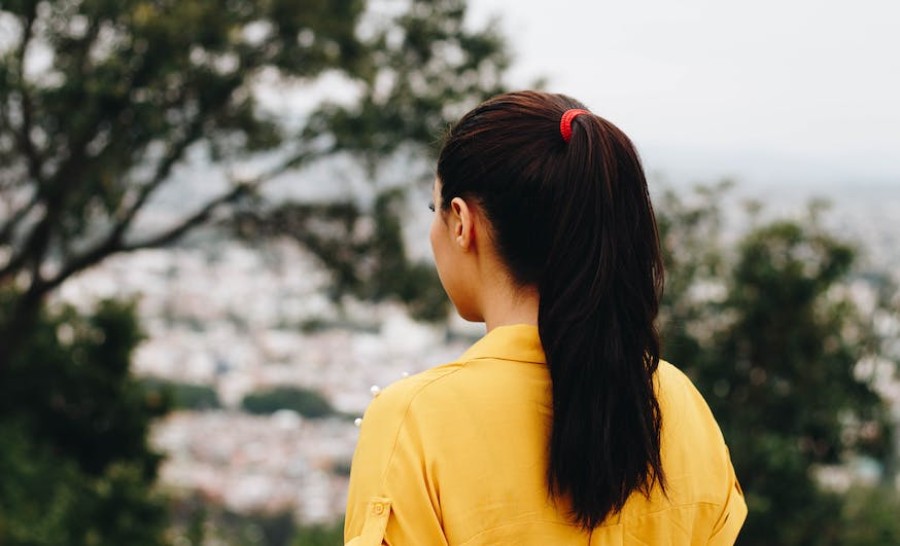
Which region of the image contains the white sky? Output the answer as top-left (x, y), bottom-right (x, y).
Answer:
top-left (468, 0), bottom-right (900, 188)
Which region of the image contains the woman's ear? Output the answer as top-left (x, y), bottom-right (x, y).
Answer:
top-left (450, 197), bottom-right (476, 251)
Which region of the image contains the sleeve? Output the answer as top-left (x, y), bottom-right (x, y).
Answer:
top-left (664, 365), bottom-right (748, 545)
top-left (707, 452), bottom-right (748, 546)
top-left (344, 383), bottom-right (448, 546)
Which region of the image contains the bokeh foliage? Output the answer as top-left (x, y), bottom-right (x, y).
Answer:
top-left (241, 385), bottom-right (335, 418)
top-left (139, 378), bottom-right (222, 411)
top-left (0, 0), bottom-right (508, 360)
top-left (656, 183), bottom-right (898, 545)
top-left (0, 0), bottom-right (508, 544)
top-left (232, 189), bottom-right (450, 322)
top-left (0, 296), bottom-right (170, 546)
top-left (1, 1), bottom-right (897, 545)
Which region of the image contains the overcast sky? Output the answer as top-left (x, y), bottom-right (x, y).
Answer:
top-left (467, 0), bottom-right (900, 189)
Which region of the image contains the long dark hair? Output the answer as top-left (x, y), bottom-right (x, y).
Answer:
top-left (437, 91), bottom-right (666, 529)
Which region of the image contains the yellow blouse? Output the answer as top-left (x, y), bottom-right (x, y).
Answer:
top-left (345, 324), bottom-right (746, 545)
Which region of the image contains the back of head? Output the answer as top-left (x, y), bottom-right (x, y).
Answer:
top-left (437, 90), bottom-right (665, 529)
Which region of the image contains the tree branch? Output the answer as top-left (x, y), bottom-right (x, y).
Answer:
top-left (117, 145), bottom-right (325, 254)
top-left (0, 7), bottom-right (76, 285)
top-left (15, 125), bottom-right (325, 298)
top-left (14, 5), bottom-right (43, 186)
top-left (112, 109), bottom-right (207, 238)
top-left (0, 189), bottom-right (39, 246)
top-left (0, 208), bottom-right (42, 283)
top-left (39, 178), bottom-right (252, 297)
top-left (119, 183), bottom-right (253, 253)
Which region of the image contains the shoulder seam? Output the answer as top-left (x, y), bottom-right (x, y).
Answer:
top-left (376, 364), bottom-right (468, 487)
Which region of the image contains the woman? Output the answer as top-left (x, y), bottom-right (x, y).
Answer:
top-left (344, 91), bottom-right (746, 545)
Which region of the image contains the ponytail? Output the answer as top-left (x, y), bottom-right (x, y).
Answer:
top-left (539, 111), bottom-right (665, 528)
top-left (437, 91), bottom-right (666, 528)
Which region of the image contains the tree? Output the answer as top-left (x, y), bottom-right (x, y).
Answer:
top-left (139, 378), bottom-right (222, 410)
top-left (656, 184), bottom-right (896, 546)
top-left (241, 385), bottom-right (335, 418)
top-left (838, 485), bottom-right (900, 546)
top-left (232, 188), bottom-right (450, 321)
top-left (167, 497), bottom-right (345, 546)
top-left (0, 0), bottom-right (510, 542)
top-left (291, 519), bottom-right (345, 546)
top-left (0, 297), bottom-right (171, 545)
top-left (0, 0), bottom-right (509, 363)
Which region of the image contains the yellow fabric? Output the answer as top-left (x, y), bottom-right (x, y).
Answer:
top-left (345, 324), bottom-right (747, 545)
top-left (345, 498), bottom-right (392, 546)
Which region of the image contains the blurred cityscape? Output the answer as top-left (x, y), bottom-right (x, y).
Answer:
top-left (51, 180), bottom-right (900, 526)
top-left (2, 1), bottom-right (898, 544)
top-left (55, 231), bottom-right (477, 525)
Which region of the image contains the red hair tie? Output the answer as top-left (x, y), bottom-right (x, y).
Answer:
top-left (560, 108), bottom-right (590, 143)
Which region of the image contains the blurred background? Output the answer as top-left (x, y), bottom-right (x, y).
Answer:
top-left (0, 0), bottom-right (898, 545)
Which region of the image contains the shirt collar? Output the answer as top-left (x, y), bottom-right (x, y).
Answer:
top-left (459, 324), bottom-right (546, 364)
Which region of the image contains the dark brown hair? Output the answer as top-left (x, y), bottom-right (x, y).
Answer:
top-left (437, 91), bottom-right (666, 529)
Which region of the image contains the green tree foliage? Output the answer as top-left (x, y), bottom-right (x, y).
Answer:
top-left (0, 0), bottom-right (508, 361)
top-left (0, 297), bottom-right (170, 545)
top-left (656, 184), bottom-right (896, 546)
top-left (0, 0), bottom-right (506, 543)
top-left (241, 386), bottom-right (335, 418)
top-left (837, 486), bottom-right (900, 546)
top-left (169, 495), bottom-right (345, 546)
top-left (290, 519), bottom-right (345, 546)
top-left (139, 377), bottom-right (222, 411)
top-left (303, 0), bottom-right (508, 168)
top-left (0, 0), bottom-right (354, 358)
top-left (0, 0), bottom-right (508, 542)
top-left (368, 190), bottom-right (449, 321)
top-left (233, 188), bottom-right (449, 321)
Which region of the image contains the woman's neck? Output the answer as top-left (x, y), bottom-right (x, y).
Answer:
top-left (482, 282), bottom-right (539, 332)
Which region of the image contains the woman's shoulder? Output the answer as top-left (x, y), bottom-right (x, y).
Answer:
top-left (656, 360), bottom-right (726, 435)
top-left (655, 360), bottom-right (738, 491)
top-left (359, 361), bottom-right (467, 430)
top-left (656, 359), bottom-right (693, 385)
top-left (656, 360), bottom-right (715, 412)
top-left (641, 360), bottom-right (746, 534)
top-left (360, 349), bottom-right (541, 441)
